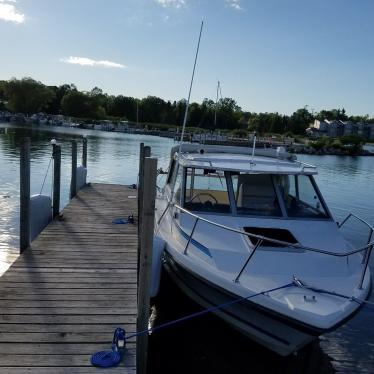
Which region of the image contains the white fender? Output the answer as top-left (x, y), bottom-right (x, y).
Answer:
top-left (30, 194), bottom-right (52, 241)
top-left (150, 236), bottom-right (166, 298)
top-left (76, 166), bottom-right (87, 191)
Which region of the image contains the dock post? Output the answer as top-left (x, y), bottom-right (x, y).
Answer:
top-left (82, 136), bottom-right (87, 168)
top-left (138, 145), bottom-right (151, 236)
top-left (70, 140), bottom-right (77, 199)
top-left (138, 143), bottom-right (144, 228)
top-left (52, 144), bottom-right (61, 218)
top-left (137, 156), bottom-right (157, 374)
top-left (20, 137), bottom-right (31, 253)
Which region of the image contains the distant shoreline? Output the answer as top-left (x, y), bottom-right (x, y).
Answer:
top-left (1, 120), bottom-right (373, 157)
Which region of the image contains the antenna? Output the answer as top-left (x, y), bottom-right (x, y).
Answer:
top-left (178, 21), bottom-right (204, 156)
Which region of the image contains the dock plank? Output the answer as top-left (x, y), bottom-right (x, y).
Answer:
top-left (0, 183), bottom-right (138, 372)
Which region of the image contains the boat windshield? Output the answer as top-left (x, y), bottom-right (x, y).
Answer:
top-left (231, 173), bottom-right (329, 218)
top-left (184, 168), bottom-right (231, 213)
top-left (177, 165), bottom-right (329, 219)
top-left (273, 174), bottom-right (329, 218)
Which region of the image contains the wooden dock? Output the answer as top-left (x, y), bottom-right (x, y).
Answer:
top-left (0, 183), bottom-right (138, 373)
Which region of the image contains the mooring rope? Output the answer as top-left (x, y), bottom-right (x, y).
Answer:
top-left (90, 282), bottom-right (293, 368)
top-left (90, 279), bottom-right (374, 367)
top-left (125, 282), bottom-right (294, 340)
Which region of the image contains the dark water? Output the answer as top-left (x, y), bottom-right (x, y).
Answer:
top-left (0, 123), bottom-right (373, 373)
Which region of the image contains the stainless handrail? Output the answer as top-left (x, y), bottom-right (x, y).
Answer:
top-left (336, 209), bottom-right (374, 231)
top-left (171, 203), bottom-right (374, 289)
top-left (334, 208), bottom-right (374, 273)
top-left (184, 217), bottom-right (199, 255)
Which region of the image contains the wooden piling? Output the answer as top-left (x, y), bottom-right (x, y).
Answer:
top-left (82, 136), bottom-right (87, 168)
top-left (137, 157), bottom-right (157, 374)
top-left (70, 140), bottom-right (77, 199)
top-left (52, 144), bottom-right (61, 218)
top-left (20, 137), bottom-right (31, 253)
top-left (138, 145), bottom-right (151, 240)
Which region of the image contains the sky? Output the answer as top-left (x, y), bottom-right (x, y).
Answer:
top-left (0, 0), bottom-right (373, 116)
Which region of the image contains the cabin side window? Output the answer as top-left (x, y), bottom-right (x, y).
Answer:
top-left (273, 175), bottom-right (329, 219)
top-left (184, 168), bottom-right (231, 213)
top-left (231, 173), bottom-right (282, 217)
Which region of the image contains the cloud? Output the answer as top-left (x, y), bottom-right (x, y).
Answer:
top-left (155, 0), bottom-right (186, 9)
top-left (225, 0), bottom-right (243, 10)
top-left (60, 56), bottom-right (126, 69)
top-left (0, 0), bottom-right (25, 24)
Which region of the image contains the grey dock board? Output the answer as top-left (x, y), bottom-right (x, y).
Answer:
top-left (0, 183), bottom-right (138, 372)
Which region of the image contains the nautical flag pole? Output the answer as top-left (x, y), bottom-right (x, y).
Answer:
top-left (178, 21), bottom-right (204, 156)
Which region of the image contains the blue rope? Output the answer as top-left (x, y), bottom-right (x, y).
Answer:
top-left (90, 281), bottom-right (374, 367)
top-left (91, 328), bottom-right (126, 368)
top-left (90, 283), bottom-right (292, 368)
top-left (126, 282), bottom-right (294, 340)
top-left (112, 214), bottom-right (134, 225)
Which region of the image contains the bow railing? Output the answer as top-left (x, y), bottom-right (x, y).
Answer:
top-left (161, 203), bottom-right (374, 290)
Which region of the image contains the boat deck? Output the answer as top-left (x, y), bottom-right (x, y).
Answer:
top-left (0, 183), bottom-right (138, 373)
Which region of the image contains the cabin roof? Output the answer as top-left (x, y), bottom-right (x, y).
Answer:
top-left (173, 144), bottom-right (317, 175)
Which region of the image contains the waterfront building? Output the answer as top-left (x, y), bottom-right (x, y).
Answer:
top-left (308, 119), bottom-right (374, 139)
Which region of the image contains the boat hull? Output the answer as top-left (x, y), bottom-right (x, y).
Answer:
top-left (162, 251), bottom-right (322, 356)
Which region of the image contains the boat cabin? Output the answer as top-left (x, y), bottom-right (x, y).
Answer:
top-left (164, 145), bottom-right (331, 221)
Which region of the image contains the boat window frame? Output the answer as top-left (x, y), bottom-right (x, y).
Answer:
top-left (182, 167), bottom-right (233, 214)
top-left (309, 175), bottom-right (333, 219)
top-left (272, 176), bottom-right (288, 217)
top-left (225, 171), bottom-right (333, 221)
top-left (227, 172), bottom-right (284, 218)
top-left (281, 174), bottom-right (331, 219)
top-left (225, 171), bottom-right (237, 215)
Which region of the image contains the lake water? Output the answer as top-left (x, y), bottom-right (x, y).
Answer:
top-left (0, 122), bottom-right (373, 373)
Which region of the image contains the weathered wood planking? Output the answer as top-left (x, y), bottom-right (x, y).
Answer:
top-left (0, 183), bottom-right (138, 372)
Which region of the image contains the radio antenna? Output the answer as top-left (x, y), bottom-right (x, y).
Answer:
top-left (178, 21), bottom-right (204, 156)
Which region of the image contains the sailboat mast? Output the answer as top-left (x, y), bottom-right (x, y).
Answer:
top-left (214, 80), bottom-right (220, 128)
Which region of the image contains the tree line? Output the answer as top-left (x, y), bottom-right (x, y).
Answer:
top-left (0, 77), bottom-right (373, 135)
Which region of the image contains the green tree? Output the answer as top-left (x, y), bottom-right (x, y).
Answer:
top-left (215, 98), bottom-right (241, 129)
top-left (0, 80), bottom-right (6, 110)
top-left (289, 107), bottom-right (313, 135)
top-left (45, 84), bottom-right (77, 114)
top-left (4, 77), bottom-right (55, 114)
top-left (107, 95), bottom-right (137, 120)
top-left (316, 108), bottom-right (348, 121)
top-left (88, 87), bottom-right (108, 118)
top-left (140, 96), bottom-right (167, 123)
top-left (61, 91), bottom-right (92, 118)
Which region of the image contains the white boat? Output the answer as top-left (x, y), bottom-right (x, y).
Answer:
top-left (154, 143), bottom-right (373, 356)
